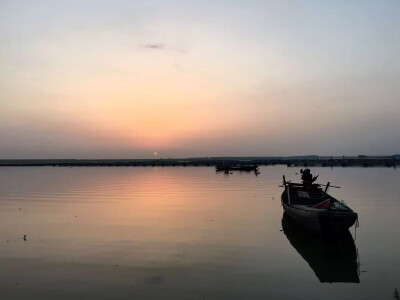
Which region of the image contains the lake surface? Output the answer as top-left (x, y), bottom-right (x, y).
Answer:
top-left (0, 166), bottom-right (399, 299)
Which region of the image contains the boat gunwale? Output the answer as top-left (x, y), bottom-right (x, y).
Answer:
top-left (281, 199), bottom-right (357, 217)
top-left (281, 184), bottom-right (357, 216)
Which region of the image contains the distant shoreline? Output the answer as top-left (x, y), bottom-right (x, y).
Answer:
top-left (0, 156), bottom-right (398, 168)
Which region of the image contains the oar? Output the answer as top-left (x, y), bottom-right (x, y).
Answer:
top-left (319, 183), bottom-right (341, 188)
top-left (317, 181), bottom-right (340, 193)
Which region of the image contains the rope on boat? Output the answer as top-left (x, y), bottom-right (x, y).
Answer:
top-left (354, 215), bottom-right (359, 240)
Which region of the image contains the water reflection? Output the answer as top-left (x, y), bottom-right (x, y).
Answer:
top-left (1, 166), bottom-right (399, 299)
top-left (282, 213), bottom-right (360, 283)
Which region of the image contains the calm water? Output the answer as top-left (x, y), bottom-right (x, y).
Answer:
top-left (0, 166), bottom-right (399, 299)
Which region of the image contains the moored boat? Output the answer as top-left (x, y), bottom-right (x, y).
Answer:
top-left (281, 172), bottom-right (358, 231)
top-left (215, 164), bottom-right (258, 172)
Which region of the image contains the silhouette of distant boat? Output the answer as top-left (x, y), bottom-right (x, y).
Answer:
top-left (282, 213), bottom-right (360, 283)
top-left (281, 175), bottom-right (358, 231)
top-left (215, 164), bottom-right (258, 172)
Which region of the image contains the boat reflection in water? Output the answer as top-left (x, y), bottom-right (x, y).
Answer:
top-left (282, 213), bottom-right (360, 283)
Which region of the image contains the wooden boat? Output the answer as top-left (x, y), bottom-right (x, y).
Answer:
top-left (282, 213), bottom-right (360, 283)
top-left (281, 175), bottom-right (358, 231)
top-left (215, 164), bottom-right (258, 172)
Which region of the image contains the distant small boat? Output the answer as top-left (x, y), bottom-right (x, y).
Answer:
top-left (281, 175), bottom-right (358, 231)
top-left (215, 164), bottom-right (258, 172)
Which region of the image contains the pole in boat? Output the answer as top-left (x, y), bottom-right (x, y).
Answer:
top-left (325, 182), bottom-right (330, 193)
top-left (283, 175), bottom-right (290, 205)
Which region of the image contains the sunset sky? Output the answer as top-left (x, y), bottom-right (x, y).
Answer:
top-left (1, 0), bottom-right (399, 158)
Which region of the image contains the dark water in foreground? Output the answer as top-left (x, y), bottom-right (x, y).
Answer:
top-left (0, 166), bottom-right (399, 299)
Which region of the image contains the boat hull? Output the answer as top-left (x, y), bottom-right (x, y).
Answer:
top-left (281, 192), bottom-right (358, 231)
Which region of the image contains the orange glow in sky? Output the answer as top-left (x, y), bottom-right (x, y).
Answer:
top-left (1, 1), bottom-right (400, 158)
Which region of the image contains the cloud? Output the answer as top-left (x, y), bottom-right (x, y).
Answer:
top-left (140, 43), bottom-right (187, 55)
top-left (142, 43), bottom-right (165, 50)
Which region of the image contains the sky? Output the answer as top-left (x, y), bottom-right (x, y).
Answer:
top-left (1, 0), bottom-right (399, 158)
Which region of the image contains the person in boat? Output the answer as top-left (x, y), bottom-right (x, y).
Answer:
top-left (300, 168), bottom-right (318, 189)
